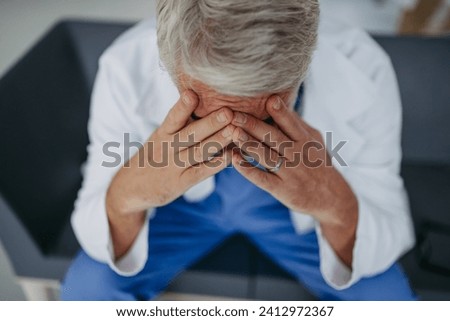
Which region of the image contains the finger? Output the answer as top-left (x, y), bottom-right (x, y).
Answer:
top-left (161, 90), bottom-right (199, 135)
top-left (178, 124), bottom-right (236, 167)
top-left (175, 107), bottom-right (233, 150)
top-left (231, 149), bottom-right (281, 192)
top-left (231, 111), bottom-right (294, 158)
top-left (181, 147), bottom-right (233, 188)
top-left (232, 127), bottom-right (285, 174)
top-left (266, 95), bottom-right (309, 141)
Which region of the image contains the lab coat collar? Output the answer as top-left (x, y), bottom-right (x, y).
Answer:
top-left (137, 67), bottom-right (180, 127)
top-left (304, 37), bottom-right (375, 125)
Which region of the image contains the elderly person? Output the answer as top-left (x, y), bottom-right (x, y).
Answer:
top-left (61, 0), bottom-right (416, 300)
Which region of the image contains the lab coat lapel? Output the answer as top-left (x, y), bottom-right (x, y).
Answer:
top-left (137, 68), bottom-right (179, 128)
top-left (289, 35), bottom-right (376, 232)
top-left (302, 37), bottom-right (375, 164)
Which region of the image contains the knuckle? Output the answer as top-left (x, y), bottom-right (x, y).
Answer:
top-left (185, 125), bottom-right (196, 141)
top-left (223, 124), bottom-right (236, 139)
top-left (247, 117), bottom-right (257, 131)
top-left (311, 128), bottom-right (323, 141)
top-left (187, 165), bottom-right (204, 184)
top-left (155, 193), bottom-right (169, 206)
top-left (153, 184), bottom-right (173, 206)
top-left (212, 108), bottom-right (231, 127)
top-left (193, 145), bottom-right (204, 162)
top-left (167, 110), bottom-right (181, 127)
top-left (152, 127), bottom-right (164, 140)
top-left (203, 140), bottom-right (218, 157)
top-left (257, 171), bottom-right (271, 188)
top-left (232, 126), bottom-right (241, 141)
top-left (308, 125), bottom-right (318, 134)
top-left (222, 108), bottom-right (233, 122)
top-left (167, 109), bottom-right (178, 122)
top-left (208, 112), bottom-right (217, 128)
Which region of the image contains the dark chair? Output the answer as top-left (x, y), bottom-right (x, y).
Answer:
top-left (0, 20), bottom-right (133, 293)
top-left (374, 36), bottom-right (450, 300)
top-left (0, 20), bottom-right (449, 300)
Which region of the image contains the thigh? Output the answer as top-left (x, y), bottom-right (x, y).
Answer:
top-left (141, 197), bottom-right (232, 298)
top-left (247, 225), bottom-right (417, 300)
top-left (62, 196), bottom-right (232, 300)
top-left (60, 249), bottom-right (185, 300)
top-left (333, 263), bottom-right (418, 301)
top-left (60, 250), bottom-right (138, 300)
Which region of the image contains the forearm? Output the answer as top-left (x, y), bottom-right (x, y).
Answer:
top-left (105, 170), bottom-right (147, 260)
top-left (319, 176), bottom-right (358, 268)
top-left (106, 198), bottom-right (146, 260)
top-left (320, 214), bottom-right (357, 268)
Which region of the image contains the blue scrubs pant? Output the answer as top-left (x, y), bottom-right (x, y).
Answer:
top-left (61, 167), bottom-right (417, 300)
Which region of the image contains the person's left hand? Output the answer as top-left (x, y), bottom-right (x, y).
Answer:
top-left (230, 95), bottom-right (357, 228)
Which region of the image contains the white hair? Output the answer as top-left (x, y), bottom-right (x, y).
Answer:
top-left (156, 0), bottom-right (319, 97)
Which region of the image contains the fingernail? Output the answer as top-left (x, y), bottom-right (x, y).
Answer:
top-left (222, 127), bottom-right (232, 137)
top-left (272, 97), bottom-right (281, 110)
top-left (233, 112), bottom-right (247, 124)
top-left (217, 111), bottom-right (227, 123)
top-left (239, 131), bottom-right (248, 141)
top-left (182, 93), bottom-right (192, 106)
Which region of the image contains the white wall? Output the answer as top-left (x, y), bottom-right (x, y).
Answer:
top-left (319, 0), bottom-right (404, 35)
top-left (0, 0), bottom-right (156, 76)
top-left (0, 0), bottom-right (408, 77)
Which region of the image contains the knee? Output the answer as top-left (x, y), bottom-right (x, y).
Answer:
top-left (372, 264), bottom-right (418, 300)
top-left (343, 264), bottom-right (418, 301)
top-left (60, 251), bottom-right (133, 300)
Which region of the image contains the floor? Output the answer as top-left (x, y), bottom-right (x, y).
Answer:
top-left (0, 0), bottom-right (409, 300)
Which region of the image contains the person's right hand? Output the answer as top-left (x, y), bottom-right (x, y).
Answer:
top-left (106, 90), bottom-right (235, 216)
top-left (106, 90), bottom-right (234, 259)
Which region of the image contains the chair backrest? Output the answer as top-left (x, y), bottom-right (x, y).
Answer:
top-left (375, 36), bottom-right (450, 224)
top-left (374, 36), bottom-right (450, 165)
top-left (374, 36), bottom-right (450, 281)
top-left (0, 20), bottom-right (132, 256)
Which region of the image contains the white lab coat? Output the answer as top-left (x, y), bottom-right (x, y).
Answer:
top-left (71, 18), bottom-right (415, 290)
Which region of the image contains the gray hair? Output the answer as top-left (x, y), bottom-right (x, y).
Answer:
top-left (156, 0), bottom-right (319, 97)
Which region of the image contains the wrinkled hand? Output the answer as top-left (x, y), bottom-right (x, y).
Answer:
top-left (107, 90), bottom-right (235, 215)
top-left (230, 96), bottom-right (358, 238)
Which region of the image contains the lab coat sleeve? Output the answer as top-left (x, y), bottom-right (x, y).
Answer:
top-left (71, 52), bottom-right (153, 276)
top-left (315, 57), bottom-right (415, 289)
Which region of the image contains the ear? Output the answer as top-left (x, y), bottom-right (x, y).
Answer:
top-left (282, 83), bottom-right (302, 110)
